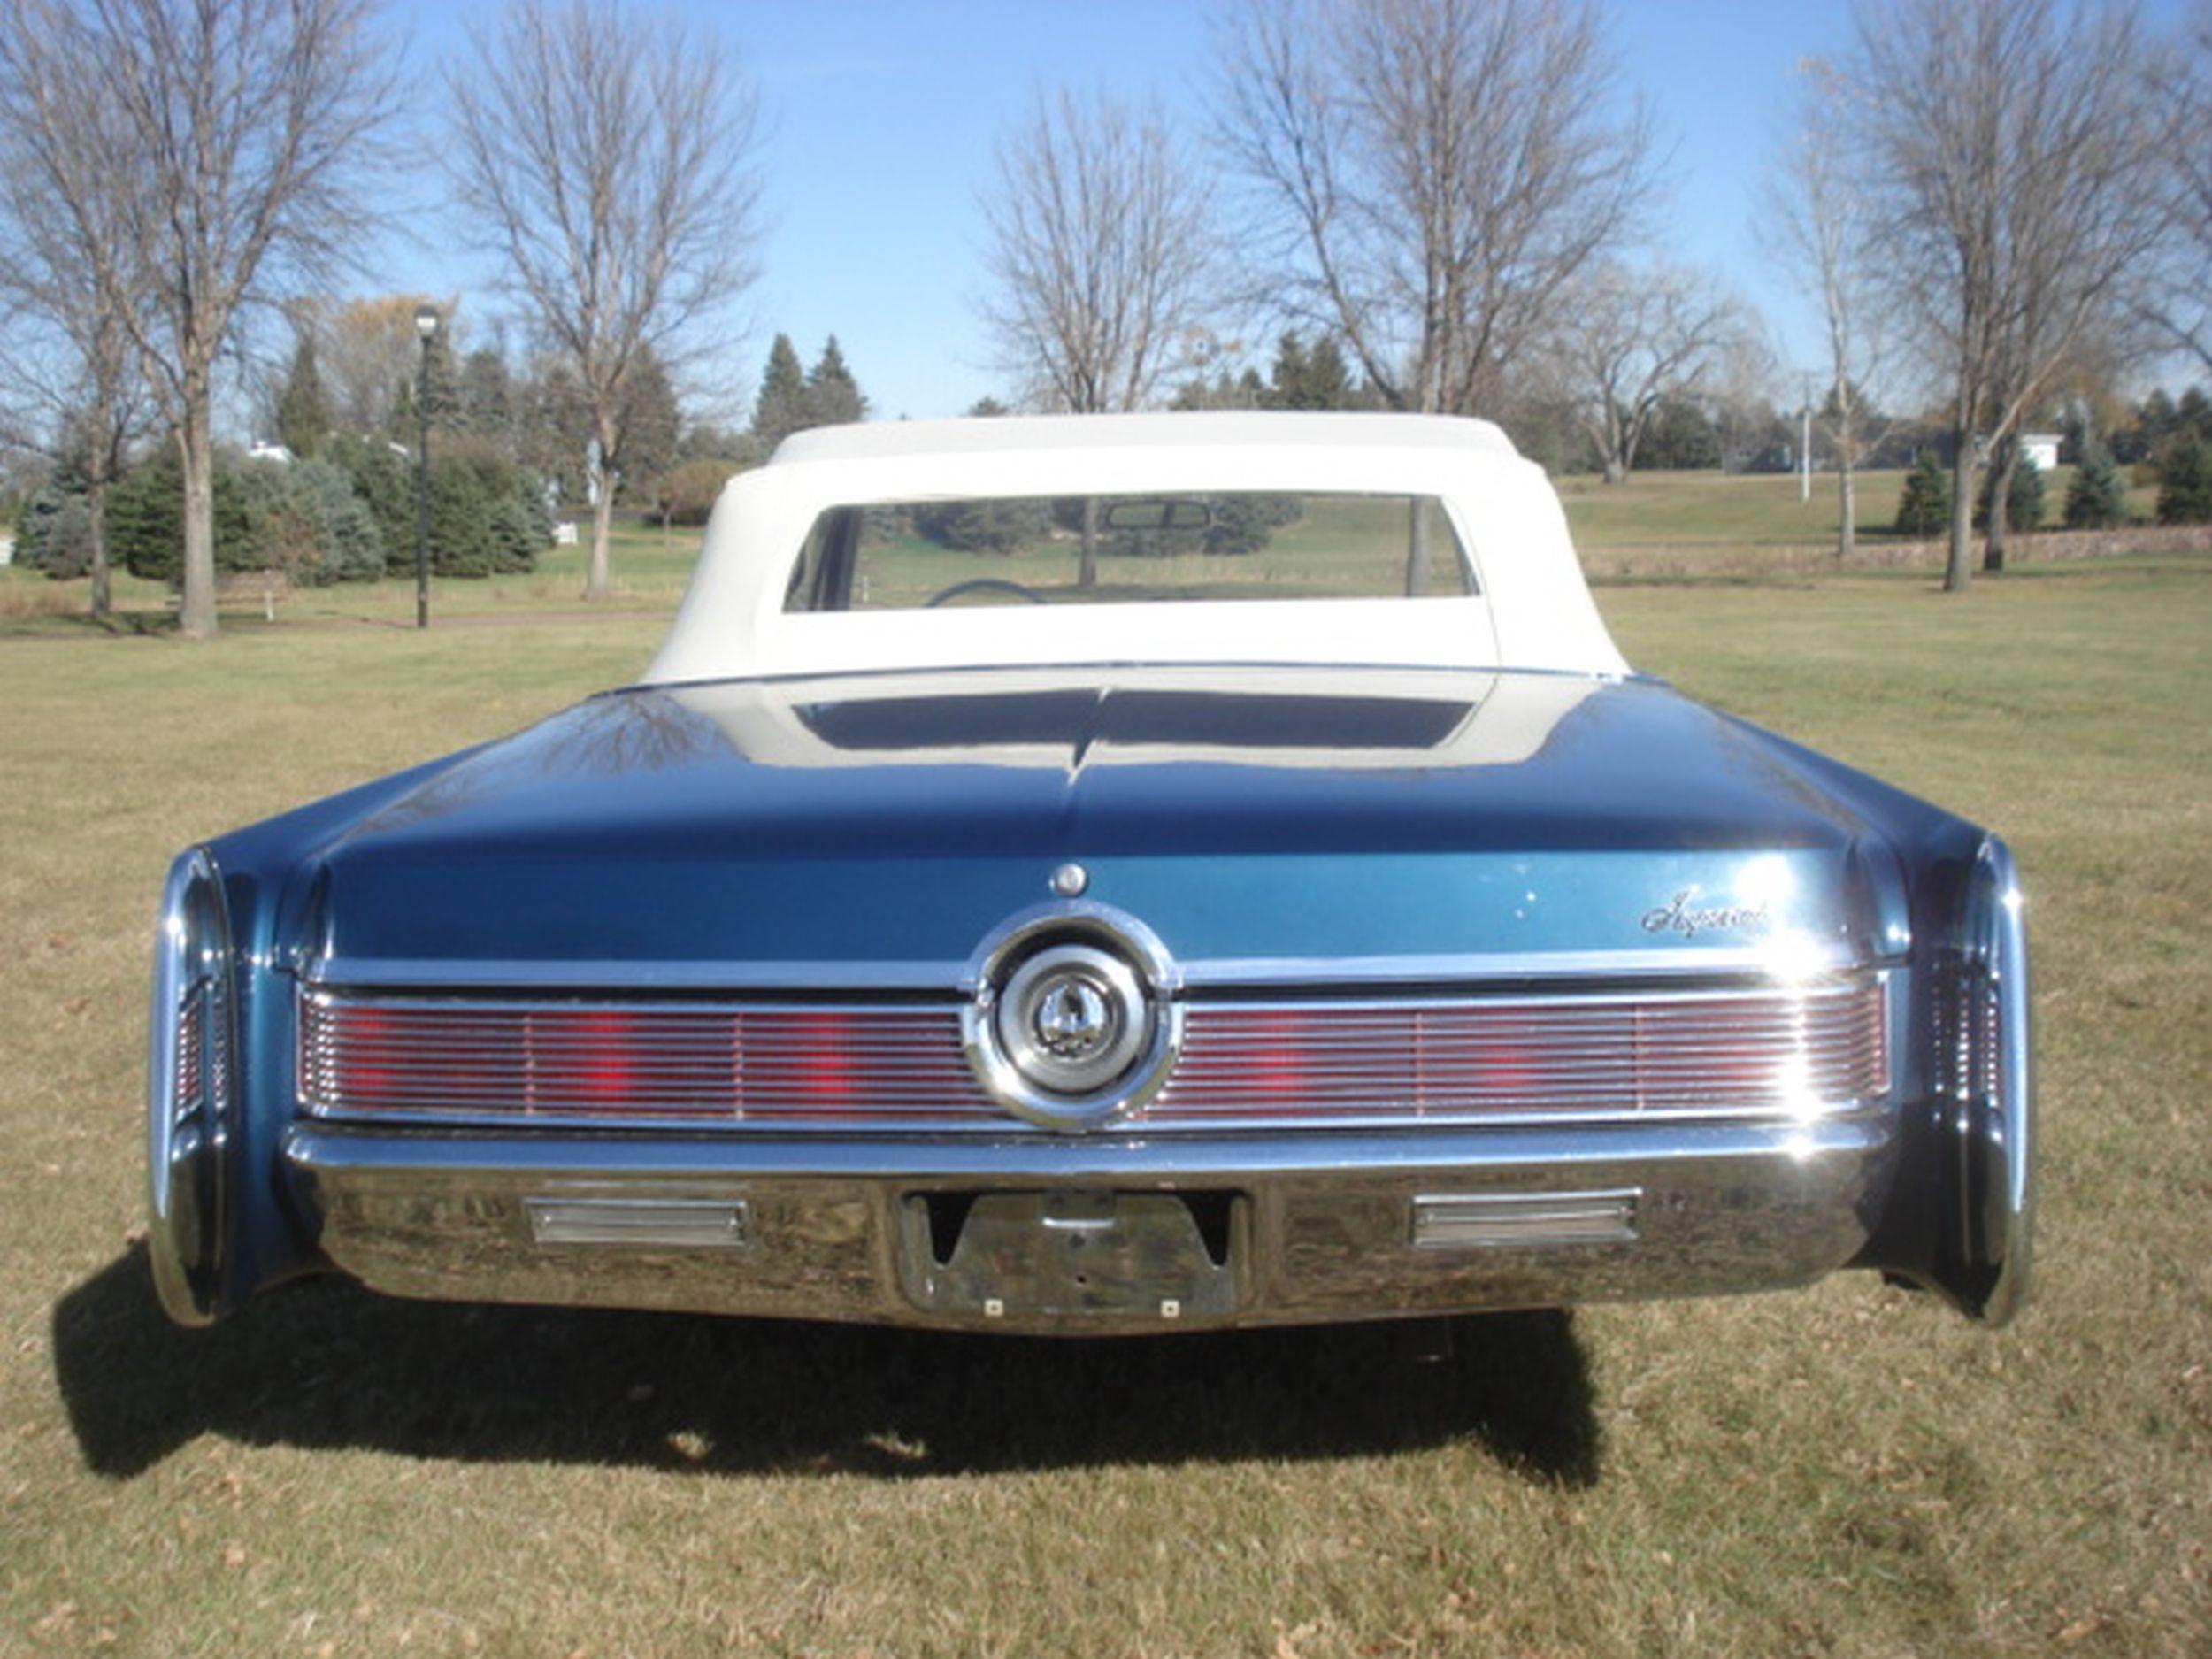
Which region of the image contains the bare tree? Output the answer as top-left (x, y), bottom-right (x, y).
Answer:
top-left (0, 0), bottom-right (398, 638)
top-left (1540, 263), bottom-right (1750, 484)
top-left (1214, 0), bottom-right (1654, 417)
top-left (1842, 0), bottom-right (2166, 589)
top-left (978, 87), bottom-right (1215, 585)
top-left (0, 84), bottom-right (150, 616)
top-left (1765, 60), bottom-right (1892, 560)
top-left (2145, 1), bottom-right (2212, 376)
top-left (296, 292), bottom-right (459, 438)
top-left (979, 88), bottom-right (1216, 416)
top-left (448, 0), bottom-right (765, 603)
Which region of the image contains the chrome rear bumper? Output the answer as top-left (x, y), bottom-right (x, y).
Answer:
top-left (283, 1117), bottom-right (1896, 1334)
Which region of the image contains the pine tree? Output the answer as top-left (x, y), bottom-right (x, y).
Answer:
top-left (2063, 442), bottom-right (2127, 528)
top-left (2158, 440), bottom-right (2212, 525)
top-left (1265, 334), bottom-right (1309, 406)
top-left (2006, 453), bottom-right (2044, 532)
top-left (275, 335), bottom-right (331, 457)
top-left (1268, 332), bottom-right (1362, 410)
top-left (618, 348), bottom-right (682, 502)
top-left (804, 335), bottom-right (866, 426)
top-left (1894, 451), bottom-right (1953, 536)
top-left (458, 346), bottom-right (516, 456)
top-left (750, 334), bottom-right (809, 449)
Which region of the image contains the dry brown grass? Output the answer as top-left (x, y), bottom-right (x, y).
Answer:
top-left (1, 555), bottom-right (2208, 1656)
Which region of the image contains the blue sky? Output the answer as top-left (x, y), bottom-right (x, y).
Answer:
top-left (378, 0), bottom-right (2181, 423)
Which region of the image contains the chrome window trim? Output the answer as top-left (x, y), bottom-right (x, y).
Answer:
top-left (301, 956), bottom-right (969, 992)
top-left (300, 941), bottom-right (1890, 994)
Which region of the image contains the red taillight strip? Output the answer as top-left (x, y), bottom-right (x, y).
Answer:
top-left (298, 978), bottom-right (1888, 1129)
top-left (1153, 986), bottom-right (1886, 1119)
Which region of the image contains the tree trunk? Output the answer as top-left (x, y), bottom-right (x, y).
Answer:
top-left (1079, 495), bottom-right (1098, 588)
top-left (587, 460), bottom-right (614, 601)
top-left (1601, 455), bottom-right (1627, 485)
top-left (1944, 429), bottom-right (1974, 594)
top-left (87, 477), bottom-right (111, 618)
top-left (1404, 496), bottom-right (1432, 595)
top-left (177, 400), bottom-right (218, 639)
top-left (1983, 444), bottom-right (2016, 572)
top-left (1836, 446), bottom-right (1856, 564)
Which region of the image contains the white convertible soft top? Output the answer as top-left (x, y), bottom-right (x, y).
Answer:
top-left (642, 412), bottom-right (1627, 683)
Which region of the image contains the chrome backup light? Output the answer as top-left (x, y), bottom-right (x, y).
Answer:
top-left (962, 902), bottom-right (1184, 1132)
top-left (147, 848), bottom-right (236, 1325)
top-left (1412, 1189), bottom-right (1642, 1249)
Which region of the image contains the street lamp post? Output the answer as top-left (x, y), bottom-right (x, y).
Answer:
top-left (413, 304), bottom-right (438, 629)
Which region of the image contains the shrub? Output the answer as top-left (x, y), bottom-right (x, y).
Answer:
top-left (2157, 440), bottom-right (2212, 525)
top-left (2063, 444), bottom-right (2128, 529)
top-left (1893, 453), bottom-right (1953, 536)
top-left (644, 457), bottom-right (739, 528)
top-left (912, 498), bottom-right (1053, 554)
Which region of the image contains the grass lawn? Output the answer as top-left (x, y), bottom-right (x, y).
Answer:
top-left (1, 535), bottom-right (2208, 1655)
top-left (1554, 465), bottom-right (2167, 572)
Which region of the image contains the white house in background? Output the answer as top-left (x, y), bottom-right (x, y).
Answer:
top-left (2021, 432), bottom-right (2062, 472)
top-left (246, 441), bottom-right (294, 465)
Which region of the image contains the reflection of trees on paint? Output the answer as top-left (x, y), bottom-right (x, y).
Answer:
top-left (360, 694), bottom-right (731, 832)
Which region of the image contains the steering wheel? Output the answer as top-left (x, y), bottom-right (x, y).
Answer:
top-left (923, 578), bottom-right (1048, 608)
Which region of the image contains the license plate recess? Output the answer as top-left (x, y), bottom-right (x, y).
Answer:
top-left (896, 1190), bottom-right (1245, 1321)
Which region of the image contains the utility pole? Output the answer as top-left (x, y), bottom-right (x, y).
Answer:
top-left (413, 304), bottom-right (438, 628)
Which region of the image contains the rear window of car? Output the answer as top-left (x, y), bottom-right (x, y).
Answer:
top-left (782, 491), bottom-right (1474, 612)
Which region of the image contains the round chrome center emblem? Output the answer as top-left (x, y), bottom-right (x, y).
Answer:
top-left (1032, 975), bottom-right (1112, 1060)
top-left (962, 908), bottom-right (1185, 1133)
top-left (994, 943), bottom-right (1146, 1101)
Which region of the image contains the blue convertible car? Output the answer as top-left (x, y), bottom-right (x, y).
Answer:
top-left (147, 413), bottom-right (2032, 1335)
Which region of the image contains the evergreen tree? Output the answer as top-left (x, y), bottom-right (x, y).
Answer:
top-left (2063, 442), bottom-right (2127, 528)
top-left (519, 360), bottom-right (592, 502)
top-left (804, 335), bottom-right (867, 426)
top-left (1640, 398), bottom-right (1722, 470)
top-left (912, 496), bottom-right (1051, 553)
top-left (423, 328), bottom-right (460, 434)
top-left (275, 336), bottom-right (331, 457)
top-left (111, 451), bottom-right (253, 581)
top-left (387, 327), bottom-right (460, 443)
top-left (966, 396), bottom-right (1010, 418)
top-left (1266, 333), bottom-right (1309, 405)
top-left (750, 334), bottom-right (809, 449)
top-left (618, 349), bottom-right (682, 504)
top-left (458, 346), bottom-right (516, 455)
top-left (2179, 387), bottom-right (2212, 444)
top-left (19, 483), bottom-right (93, 578)
top-left (1267, 332), bottom-right (1361, 409)
top-left (1168, 368), bottom-right (1263, 410)
top-left (2157, 440), bottom-right (2212, 525)
top-left (1894, 451), bottom-right (1953, 536)
top-left (1977, 452), bottom-right (2044, 532)
top-left (284, 458), bottom-right (384, 581)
